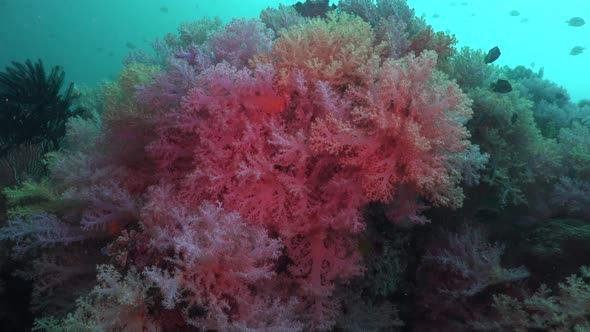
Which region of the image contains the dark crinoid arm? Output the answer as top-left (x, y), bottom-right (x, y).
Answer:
top-left (0, 59), bottom-right (79, 158)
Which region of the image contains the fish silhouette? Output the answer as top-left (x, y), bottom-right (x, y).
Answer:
top-left (566, 17), bottom-right (585, 27)
top-left (570, 46), bottom-right (585, 56)
top-left (484, 46), bottom-right (501, 64)
top-left (491, 79), bottom-right (512, 93)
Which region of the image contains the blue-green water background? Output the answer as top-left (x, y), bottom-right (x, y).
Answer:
top-left (0, 0), bottom-right (588, 101)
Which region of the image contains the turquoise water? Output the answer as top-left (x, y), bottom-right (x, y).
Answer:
top-left (410, 0), bottom-right (590, 102)
top-left (0, 0), bottom-right (293, 88)
top-left (1, 0), bottom-right (588, 101)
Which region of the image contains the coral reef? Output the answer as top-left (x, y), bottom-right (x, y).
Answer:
top-left (2, 1), bottom-right (590, 331)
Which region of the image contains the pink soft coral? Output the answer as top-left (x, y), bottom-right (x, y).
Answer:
top-left (310, 51), bottom-right (473, 208)
top-left (149, 51), bottom-right (482, 330)
top-left (207, 18), bottom-right (275, 69)
top-left (140, 184), bottom-right (301, 331)
top-left (150, 62), bottom-right (366, 328)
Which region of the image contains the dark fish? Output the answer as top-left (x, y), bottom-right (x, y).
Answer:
top-left (520, 18), bottom-right (529, 23)
top-left (470, 12), bottom-right (477, 17)
top-left (160, 6), bottom-right (168, 13)
top-left (570, 46), bottom-right (585, 55)
top-left (96, 47), bottom-right (103, 53)
top-left (432, 13), bottom-right (440, 18)
top-left (566, 17), bottom-right (585, 27)
top-left (293, 0), bottom-right (336, 18)
top-left (491, 79), bottom-right (512, 93)
top-left (484, 46), bottom-right (501, 64)
top-left (508, 10), bottom-right (520, 16)
top-left (449, 2), bottom-right (457, 7)
top-left (460, 1), bottom-right (468, 5)
top-left (125, 41), bottom-right (136, 49)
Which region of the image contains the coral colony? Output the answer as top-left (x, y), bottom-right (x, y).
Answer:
top-left (2, 1), bottom-right (590, 331)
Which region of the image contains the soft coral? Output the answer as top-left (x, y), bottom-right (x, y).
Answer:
top-left (310, 51), bottom-right (474, 208)
top-left (148, 23), bottom-right (484, 331)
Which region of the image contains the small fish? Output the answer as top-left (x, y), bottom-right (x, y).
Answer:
top-left (460, 1), bottom-right (468, 6)
top-left (520, 18), bottom-right (529, 23)
top-left (125, 41), bottom-right (136, 49)
top-left (449, 2), bottom-right (457, 7)
top-left (160, 6), bottom-right (168, 13)
top-left (432, 13), bottom-right (440, 18)
top-left (566, 17), bottom-right (585, 27)
top-left (491, 79), bottom-right (512, 93)
top-left (96, 47), bottom-right (104, 53)
top-left (469, 12), bottom-right (477, 17)
top-left (570, 46), bottom-right (585, 56)
top-left (484, 46), bottom-right (501, 64)
top-left (508, 10), bottom-right (520, 17)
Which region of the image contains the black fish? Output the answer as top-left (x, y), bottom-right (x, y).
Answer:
top-left (491, 79), bottom-right (512, 93)
top-left (484, 46), bottom-right (501, 64)
top-left (570, 46), bottom-right (585, 55)
top-left (508, 10), bottom-right (520, 16)
top-left (293, 0), bottom-right (335, 18)
top-left (566, 17), bottom-right (585, 27)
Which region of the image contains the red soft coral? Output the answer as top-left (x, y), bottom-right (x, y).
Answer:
top-left (149, 47), bottom-right (481, 331)
top-left (310, 51), bottom-right (472, 209)
top-left (150, 62), bottom-right (366, 329)
top-left (140, 184), bottom-right (301, 331)
top-left (409, 25), bottom-right (457, 61)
